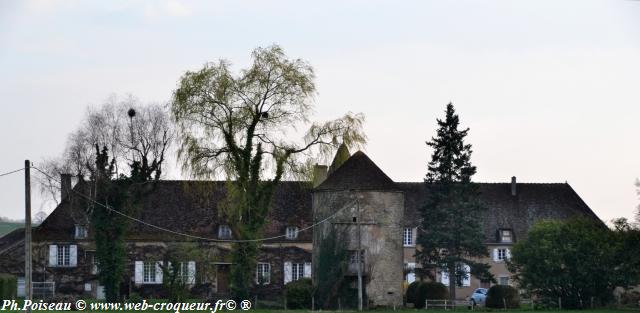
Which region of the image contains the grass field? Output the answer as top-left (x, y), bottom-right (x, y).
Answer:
top-left (2, 309), bottom-right (634, 313)
top-left (0, 221), bottom-right (23, 237)
top-left (2, 301), bottom-right (634, 313)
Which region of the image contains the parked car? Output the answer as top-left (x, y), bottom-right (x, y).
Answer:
top-left (470, 288), bottom-right (488, 306)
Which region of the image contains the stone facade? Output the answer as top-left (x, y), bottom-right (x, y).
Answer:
top-left (0, 149), bottom-right (601, 303)
top-left (313, 190), bottom-right (404, 307)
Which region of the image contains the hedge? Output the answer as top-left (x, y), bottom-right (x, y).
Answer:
top-left (285, 278), bottom-right (313, 309)
top-left (0, 274), bottom-right (17, 300)
top-left (486, 285), bottom-right (520, 309)
top-left (407, 281), bottom-right (448, 309)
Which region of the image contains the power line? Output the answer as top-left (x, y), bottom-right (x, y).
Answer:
top-left (0, 167), bottom-right (24, 178)
top-left (31, 166), bottom-right (349, 243)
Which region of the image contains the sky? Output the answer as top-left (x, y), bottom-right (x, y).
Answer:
top-left (1, 0), bottom-right (639, 223)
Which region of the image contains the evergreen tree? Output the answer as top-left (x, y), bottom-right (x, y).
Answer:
top-left (416, 103), bottom-right (492, 300)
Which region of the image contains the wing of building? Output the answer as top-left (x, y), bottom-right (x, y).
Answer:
top-left (0, 149), bottom-right (600, 305)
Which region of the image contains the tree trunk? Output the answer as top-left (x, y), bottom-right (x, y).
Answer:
top-left (448, 263), bottom-right (456, 301)
top-left (230, 241), bottom-right (259, 300)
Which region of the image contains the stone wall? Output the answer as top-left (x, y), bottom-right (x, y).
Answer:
top-left (4, 239), bottom-right (310, 300)
top-left (313, 190), bottom-right (404, 307)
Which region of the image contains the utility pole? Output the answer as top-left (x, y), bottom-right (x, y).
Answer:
top-left (355, 194), bottom-right (363, 312)
top-left (24, 160), bottom-right (32, 312)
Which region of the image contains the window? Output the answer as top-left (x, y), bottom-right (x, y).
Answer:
top-left (405, 262), bottom-right (416, 283)
top-left (403, 228), bottom-right (414, 246)
top-left (497, 248), bottom-right (507, 261)
top-left (441, 264), bottom-right (471, 287)
top-left (499, 276), bottom-right (510, 286)
top-left (57, 245), bottom-right (70, 266)
top-left (292, 263), bottom-right (305, 281)
top-left (175, 262), bottom-right (189, 283)
top-left (49, 245), bottom-right (76, 267)
top-left (256, 263), bottom-right (271, 284)
top-left (350, 250), bottom-right (364, 264)
top-left (218, 225), bottom-right (232, 239)
top-left (500, 229), bottom-right (512, 243)
top-left (349, 250), bottom-right (364, 272)
top-left (493, 248), bottom-right (511, 262)
top-left (74, 225), bottom-right (88, 239)
top-left (91, 255), bottom-right (99, 274)
top-left (285, 227), bottom-right (299, 240)
top-left (143, 262), bottom-right (156, 283)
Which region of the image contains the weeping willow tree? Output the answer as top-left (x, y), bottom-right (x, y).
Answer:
top-left (171, 45), bottom-right (366, 299)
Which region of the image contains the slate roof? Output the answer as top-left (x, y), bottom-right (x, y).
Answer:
top-left (1, 151), bottom-right (600, 246)
top-left (0, 228), bottom-right (25, 274)
top-left (316, 151), bottom-right (398, 191)
top-left (0, 228), bottom-right (24, 254)
top-left (33, 180), bottom-right (313, 242)
top-left (399, 182), bottom-right (601, 242)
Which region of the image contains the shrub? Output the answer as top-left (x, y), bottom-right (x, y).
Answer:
top-left (285, 278), bottom-right (312, 309)
top-left (46, 295), bottom-right (79, 310)
top-left (406, 281), bottom-right (421, 304)
top-left (0, 274), bottom-right (17, 300)
top-left (486, 285), bottom-right (520, 309)
top-left (414, 281), bottom-right (448, 309)
top-left (127, 292), bottom-right (143, 303)
top-left (621, 291), bottom-right (640, 307)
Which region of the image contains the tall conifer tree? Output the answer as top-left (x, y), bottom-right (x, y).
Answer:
top-left (416, 103), bottom-right (492, 300)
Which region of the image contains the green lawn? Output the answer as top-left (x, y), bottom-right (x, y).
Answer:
top-left (0, 221), bottom-right (22, 237)
top-left (3, 299), bottom-right (634, 313)
top-left (2, 307), bottom-right (633, 313)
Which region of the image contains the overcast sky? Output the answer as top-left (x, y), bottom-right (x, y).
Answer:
top-left (1, 0), bottom-right (639, 223)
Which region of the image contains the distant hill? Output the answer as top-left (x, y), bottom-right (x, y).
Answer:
top-left (0, 221), bottom-right (23, 237)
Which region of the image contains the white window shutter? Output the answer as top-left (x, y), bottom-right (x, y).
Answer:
top-left (284, 261), bottom-right (292, 284)
top-left (69, 245), bottom-right (77, 267)
top-left (413, 227), bottom-right (417, 245)
top-left (463, 264), bottom-right (471, 286)
top-left (49, 245), bottom-right (57, 266)
top-left (441, 270), bottom-right (449, 286)
top-left (255, 265), bottom-right (259, 284)
top-left (134, 261), bottom-right (143, 284)
top-left (304, 262), bottom-right (311, 278)
top-left (188, 261), bottom-right (196, 285)
top-left (506, 248), bottom-right (512, 260)
top-left (155, 261), bottom-right (163, 283)
top-left (493, 249), bottom-right (499, 262)
top-left (96, 285), bottom-right (105, 300)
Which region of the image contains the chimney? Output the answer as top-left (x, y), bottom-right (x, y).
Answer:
top-left (312, 165), bottom-right (328, 188)
top-left (511, 176), bottom-right (517, 196)
top-left (61, 174), bottom-right (72, 201)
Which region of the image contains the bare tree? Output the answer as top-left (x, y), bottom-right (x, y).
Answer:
top-left (36, 94), bottom-right (174, 206)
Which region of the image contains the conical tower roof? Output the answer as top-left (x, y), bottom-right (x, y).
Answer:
top-left (316, 151), bottom-right (397, 191)
top-left (328, 143), bottom-right (351, 175)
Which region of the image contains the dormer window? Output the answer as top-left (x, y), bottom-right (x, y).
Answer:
top-left (285, 227), bottom-right (299, 240)
top-left (74, 225), bottom-right (88, 239)
top-left (218, 225), bottom-right (232, 239)
top-left (500, 229), bottom-right (513, 243)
